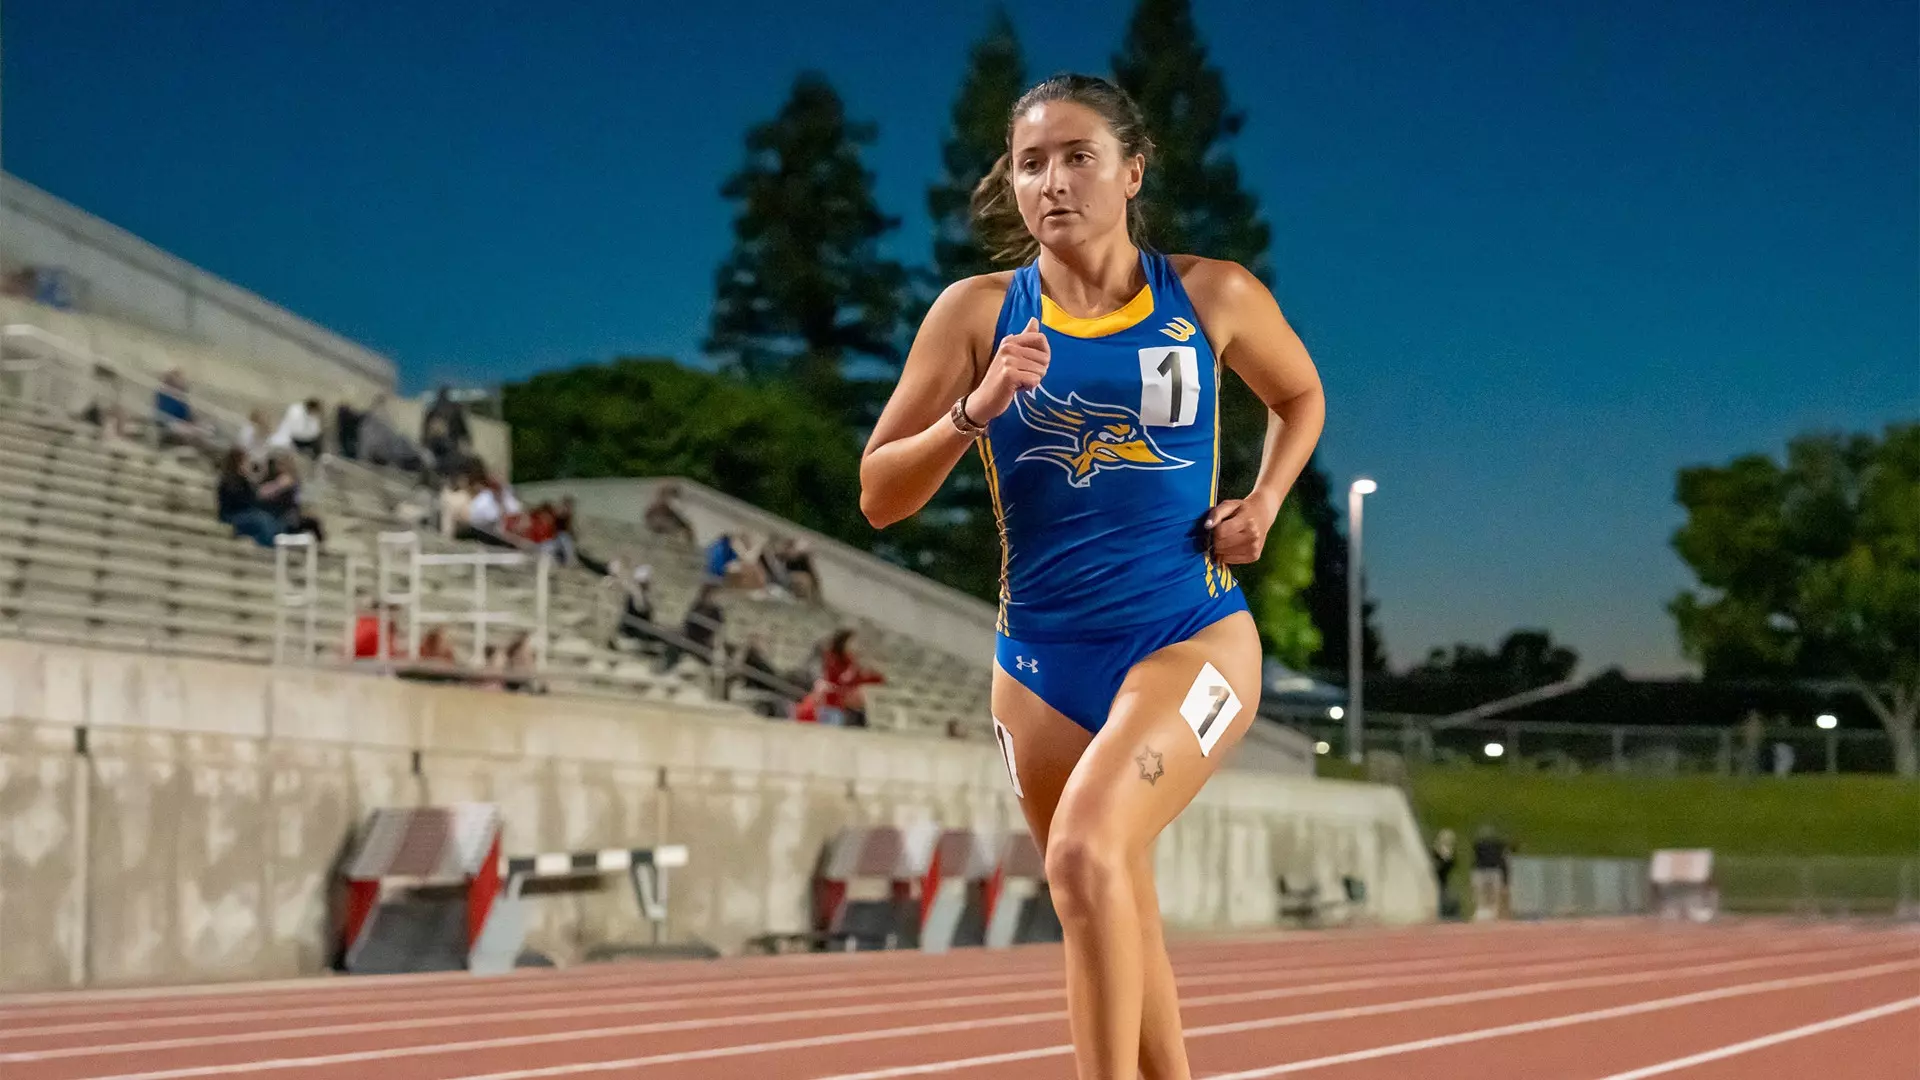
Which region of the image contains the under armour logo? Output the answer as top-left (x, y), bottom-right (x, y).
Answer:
top-left (1015, 656), bottom-right (1040, 673)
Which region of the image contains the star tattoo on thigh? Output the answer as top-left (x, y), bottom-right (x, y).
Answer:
top-left (1136, 747), bottom-right (1164, 786)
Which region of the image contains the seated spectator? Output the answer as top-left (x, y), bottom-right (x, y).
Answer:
top-left (255, 450), bottom-right (325, 544)
top-left (727, 633), bottom-right (793, 717)
top-left (237, 408), bottom-right (274, 466)
top-left (758, 536), bottom-right (819, 602)
top-left (758, 536), bottom-right (795, 598)
top-left (499, 632), bottom-right (543, 694)
top-left (523, 502), bottom-right (559, 547)
top-left (270, 398), bottom-right (327, 459)
top-left (356, 395), bottom-right (427, 473)
top-left (783, 538), bottom-right (821, 602)
top-left (153, 369), bottom-right (215, 452)
top-left (351, 605), bottom-right (405, 660)
top-left (439, 472), bottom-right (477, 538)
top-left (460, 471), bottom-right (527, 548)
top-left (704, 532), bottom-right (767, 591)
top-left (546, 495), bottom-right (611, 575)
top-left (658, 584), bottom-right (724, 672)
top-left (76, 365), bottom-right (132, 439)
top-left (417, 626), bottom-right (458, 665)
top-left (609, 564), bottom-right (659, 651)
top-left (644, 483), bottom-right (695, 544)
top-left (810, 629), bottom-right (884, 727)
top-left (215, 447), bottom-right (284, 547)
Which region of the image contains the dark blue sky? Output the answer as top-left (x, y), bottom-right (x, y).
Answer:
top-left (6, 0), bottom-right (1915, 675)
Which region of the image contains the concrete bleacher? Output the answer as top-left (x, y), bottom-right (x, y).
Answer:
top-left (0, 355), bottom-right (999, 736)
top-left (0, 394), bottom-right (717, 705)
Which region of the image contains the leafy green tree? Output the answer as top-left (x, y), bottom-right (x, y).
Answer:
top-left (1412, 630), bottom-right (1581, 693)
top-left (502, 358), bottom-right (868, 544)
top-left (929, 6), bottom-right (1027, 285)
top-left (1252, 499), bottom-right (1321, 667)
top-left (1669, 424), bottom-right (1920, 776)
top-left (880, 8), bottom-right (1032, 603)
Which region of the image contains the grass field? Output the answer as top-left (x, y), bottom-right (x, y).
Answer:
top-left (1407, 769), bottom-right (1920, 858)
top-left (1319, 763), bottom-right (1920, 859)
top-left (1321, 765), bottom-right (1920, 917)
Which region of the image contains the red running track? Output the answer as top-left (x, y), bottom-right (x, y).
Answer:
top-left (1, 920), bottom-right (1915, 1079)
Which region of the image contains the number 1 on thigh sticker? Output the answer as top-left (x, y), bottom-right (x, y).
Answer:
top-left (1178, 662), bottom-right (1241, 757)
top-left (993, 717), bottom-right (1025, 798)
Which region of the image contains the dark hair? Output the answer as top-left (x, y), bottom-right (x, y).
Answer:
top-left (828, 628), bottom-right (857, 656)
top-left (970, 74), bottom-right (1155, 267)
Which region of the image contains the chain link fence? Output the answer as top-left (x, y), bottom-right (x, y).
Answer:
top-left (1275, 709), bottom-right (1901, 776)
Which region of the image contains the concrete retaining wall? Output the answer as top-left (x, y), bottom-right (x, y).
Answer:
top-left (0, 639), bottom-right (1433, 991)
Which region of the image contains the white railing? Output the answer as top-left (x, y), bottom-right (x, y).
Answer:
top-left (376, 531), bottom-right (549, 669)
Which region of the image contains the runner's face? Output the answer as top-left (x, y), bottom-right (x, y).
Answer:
top-left (1010, 101), bottom-right (1143, 249)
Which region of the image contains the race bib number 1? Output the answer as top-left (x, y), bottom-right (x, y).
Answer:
top-left (1178, 662), bottom-right (1241, 757)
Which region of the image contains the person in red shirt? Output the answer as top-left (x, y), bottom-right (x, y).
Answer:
top-left (817, 629), bottom-right (884, 727)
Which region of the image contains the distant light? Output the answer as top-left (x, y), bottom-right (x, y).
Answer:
top-left (1351, 478), bottom-right (1378, 496)
top-left (1816, 714), bottom-right (1838, 730)
top-left (1484, 742), bottom-right (1506, 759)
top-left (1314, 740), bottom-right (1332, 756)
top-left (1329, 706), bottom-right (1346, 720)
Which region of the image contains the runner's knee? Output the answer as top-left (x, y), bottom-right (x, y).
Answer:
top-left (1045, 823), bottom-right (1130, 921)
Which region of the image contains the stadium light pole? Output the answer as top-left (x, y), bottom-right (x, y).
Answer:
top-left (1346, 477), bottom-right (1377, 765)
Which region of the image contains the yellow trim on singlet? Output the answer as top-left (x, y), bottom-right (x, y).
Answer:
top-left (979, 436), bottom-right (1011, 633)
top-left (1203, 359), bottom-right (1235, 595)
top-left (1039, 284), bottom-right (1155, 339)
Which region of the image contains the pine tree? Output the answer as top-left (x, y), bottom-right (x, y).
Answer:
top-left (1115, 0), bottom-right (1380, 666)
top-left (705, 73), bottom-right (908, 418)
top-left (881, 8), bottom-right (1031, 602)
top-left (929, 6), bottom-right (1027, 285)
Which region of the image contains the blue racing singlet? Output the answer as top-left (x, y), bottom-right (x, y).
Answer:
top-left (978, 250), bottom-right (1238, 643)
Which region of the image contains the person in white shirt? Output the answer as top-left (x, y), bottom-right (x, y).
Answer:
top-left (464, 478), bottom-right (523, 539)
top-left (270, 398), bottom-right (326, 458)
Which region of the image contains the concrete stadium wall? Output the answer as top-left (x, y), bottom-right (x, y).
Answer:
top-left (0, 639), bottom-right (1434, 991)
top-left (518, 477), bottom-right (1001, 661)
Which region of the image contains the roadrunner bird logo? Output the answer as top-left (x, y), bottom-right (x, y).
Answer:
top-left (1013, 385), bottom-right (1191, 488)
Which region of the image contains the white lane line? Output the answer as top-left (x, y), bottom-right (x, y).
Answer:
top-left (1198, 964), bottom-right (1920, 1079)
top-left (0, 935), bottom-right (1558, 1042)
top-left (4, 928), bottom-right (1750, 1048)
top-left (0, 919), bottom-right (1827, 1019)
top-left (61, 942), bottom-right (1911, 1080)
top-left (0, 915), bottom-right (1740, 1015)
top-left (5, 921), bottom-right (1867, 1036)
top-left (0, 926), bottom-right (1522, 1020)
top-left (804, 954), bottom-right (1920, 1080)
top-left (1, 936), bottom-right (1774, 1060)
top-left (1583, 996), bottom-right (1920, 1080)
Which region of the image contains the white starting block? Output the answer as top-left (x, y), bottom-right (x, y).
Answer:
top-left (918, 829), bottom-right (1000, 954)
top-left (1650, 849), bottom-right (1718, 923)
top-left (983, 832), bottom-right (1056, 949)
